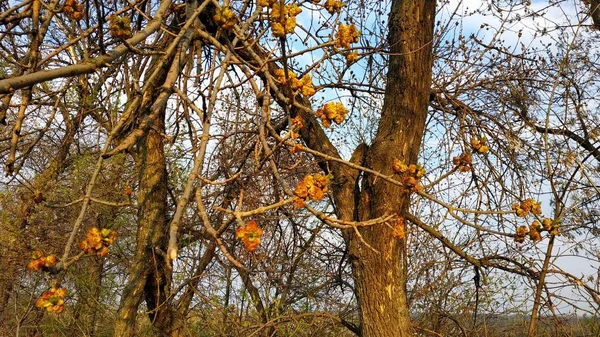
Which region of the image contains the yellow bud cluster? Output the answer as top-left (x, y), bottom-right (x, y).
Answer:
top-left (391, 216), bottom-right (406, 240)
top-left (514, 218), bottom-right (559, 243)
top-left (294, 174), bottom-right (329, 208)
top-left (515, 225), bottom-right (528, 243)
top-left (470, 136), bottom-right (489, 154)
top-left (315, 102), bottom-right (347, 128)
top-left (261, 1), bottom-right (302, 37)
top-left (511, 198), bottom-right (541, 217)
top-left (289, 143), bottom-right (303, 153)
top-left (345, 51), bottom-right (359, 65)
top-left (335, 23), bottom-right (359, 49)
top-left (27, 250), bottom-right (57, 272)
top-left (392, 159), bottom-right (426, 193)
top-left (291, 115), bottom-right (304, 129)
top-left (529, 220), bottom-right (542, 242)
top-left (236, 220), bottom-right (263, 252)
top-left (79, 227), bottom-right (117, 257)
top-left (273, 69), bottom-right (315, 97)
top-left (452, 152), bottom-right (472, 172)
top-left (324, 0), bottom-right (345, 14)
top-left (109, 16), bottom-right (132, 39)
top-left (214, 6), bottom-right (236, 30)
top-left (35, 287), bottom-right (67, 314)
top-left (63, 0), bottom-right (84, 20)
top-left (258, 0), bottom-right (277, 6)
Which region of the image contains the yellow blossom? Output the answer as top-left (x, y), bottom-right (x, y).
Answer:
top-left (236, 220), bottom-right (263, 252)
top-left (452, 152), bottom-right (472, 172)
top-left (392, 159), bottom-right (406, 174)
top-left (79, 227), bottom-right (117, 257)
top-left (214, 6), bottom-right (236, 30)
top-left (512, 198), bottom-right (541, 217)
top-left (392, 160), bottom-right (425, 193)
top-left (27, 250), bottom-right (57, 272)
top-left (290, 143), bottom-right (303, 154)
top-left (291, 115), bottom-right (304, 129)
top-left (515, 225), bottom-right (528, 243)
top-left (271, 22), bottom-right (286, 37)
top-left (109, 16), bottom-right (132, 39)
top-left (273, 69), bottom-right (315, 96)
top-left (294, 174), bottom-right (329, 208)
top-left (35, 287), bottom-right (67, 313)
top-left (392, 216), bottom-right (406, 240)
top-left (470, 136), bottom-right (489, 154)
top-left (324, 0), bottom-right (345, 14)
top-left (315, 102), bottom-right (348, 127)
top-left (295, 74), bottom-right (316, 96)
top-left (269, 3), bottom-right (302, 37)
top-left (258, 0), bottom-right (276, 7)
top-left (542, 218), bottom-right (552, 231)
top-left (335, 23), bottom-right (359, 49)
top-left (529, 221), bottom-right (542, 242)
top-left (346, 51), bottom-right (359, 65)
top-left (63, 0), bottom-right (85, 20)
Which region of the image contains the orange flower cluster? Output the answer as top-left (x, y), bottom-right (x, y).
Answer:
top-left (273, 69), bottom-right (316, 97)
top-left (315, 102), bottom-right (348, 127)
top-left (109, 16), bottom-right (132, 39)
top-left (470, 137), bottom-right (489, 154)
top-left (79, 227), bottom-right (117, 257)
top-left (63, 0), bottom-right (84, 20)
top-left (27, 250), bottom-right (57, 272)
top-left (294, 173), bottom-right (329, 208)
top-left (35, 287), bottom-right (67, 313)
top-left (335, 23), bottom-right (360, 49)
top-left (529, 220), bottom-right (542, 242)
top-left (542, 218), bottom-right (552, 230)
top-left (514, 218), bottom-right (558, 243)
top-left (391, 216), bottom-right (406, 240)
top-left (324, 0), bottom-right (345, 14)
top-left (452, 152), bottom-right (472, 172)
top-left (392, 159), bottom-right (426, 192)
top-left (288, 115), bottom-right (304, 151)
top-left (345, 50), bottom-right (359, 65)
top-left (259, 0), bottom-right (302, 37)
top-left (515, 225), bottom-right (528, 243)
top-left (543, 218), bottom-right (559, 235)
top-left (289, 143), bottom-right (303, 153)
top-left (291, 115), bottom-right (304, 129)
top-left (511, 198), bottom-right (542, 217)
top-left (236, 220), bottom-right (263, 252)
top-left (214, 6), bottom-right (236, 30)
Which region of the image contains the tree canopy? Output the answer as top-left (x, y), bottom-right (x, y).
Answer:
top-left (1, 0), bottom-right (600, 336)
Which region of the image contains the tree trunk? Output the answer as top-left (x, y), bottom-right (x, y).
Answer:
top-left (346, 1), bottom-right (436, 336)
top-left (112, 106), bottom-right (172, 336)
top-left (111, 43), bottom-right (177, 333)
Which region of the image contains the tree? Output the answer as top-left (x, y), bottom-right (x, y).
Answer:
top-left (2, 0), bottom-right (600, 337)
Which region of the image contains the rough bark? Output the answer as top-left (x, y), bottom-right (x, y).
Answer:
top-left (112, 45), bottom-right (177, 337)
top-left (347, 1), bottom-right (436, 336)
top-left (112, 107), bottom-right (172, 336)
